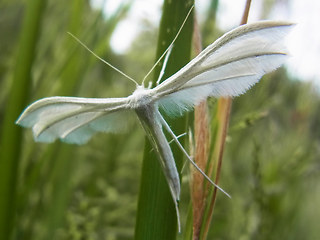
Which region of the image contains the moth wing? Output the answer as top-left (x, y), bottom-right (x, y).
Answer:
top-left (16, 96), bottom-right (132, 144)
top-left (153, 21), bottom-right (294, 116)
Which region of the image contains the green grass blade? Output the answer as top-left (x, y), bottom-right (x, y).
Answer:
top-left (134, 1), bottom-right (194, 239)
top-left (39, 1), bottom-right (89, 239)
top-left (0, 0), bottom-right (47, 239)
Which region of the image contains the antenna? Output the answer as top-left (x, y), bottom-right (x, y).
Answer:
top-left (68, 32), bottom-right (139, 87)
top-left (142, 5), bottom-right (195, 86)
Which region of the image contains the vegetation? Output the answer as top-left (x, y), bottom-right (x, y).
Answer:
top-left (0, 0), bottom-right (319, 239)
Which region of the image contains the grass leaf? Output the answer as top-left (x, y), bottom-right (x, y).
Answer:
top-left (134, 1), bottom-right (194, 239)
top-left (0, 0), bottom-right (47, 239)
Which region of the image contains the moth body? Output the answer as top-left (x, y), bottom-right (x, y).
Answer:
top-left (135, 104), bottom-right (180, 201)
top-left (16, 21), bottom-right (294, 232)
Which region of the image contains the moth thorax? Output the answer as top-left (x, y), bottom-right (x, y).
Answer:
top-left (129, 86), bottom-right (153, 109)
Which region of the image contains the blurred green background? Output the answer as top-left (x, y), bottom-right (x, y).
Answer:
top-left (0, 0), bottom-right (319, 239)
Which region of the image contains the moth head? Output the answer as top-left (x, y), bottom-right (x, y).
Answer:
top-left (129, 85), bottom-right (154, 108)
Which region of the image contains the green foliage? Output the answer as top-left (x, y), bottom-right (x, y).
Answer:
top-left (0, 0), bottom-right (46, 239)
top-left (209, 70), bottom-right (320, 239)
top-left (0, 0), bottom-right (319, 240)
top-left (0, 0), bottom-right (139, 239)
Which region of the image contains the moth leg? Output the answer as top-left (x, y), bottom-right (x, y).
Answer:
top-left (156, 44), bottom-right (173, 85)
top-left (149, 132), bottom-right (187, 153)
top-left (168, 132), bottom-right (187, 145)
top-left (159, 114), bottom-right (231, 198)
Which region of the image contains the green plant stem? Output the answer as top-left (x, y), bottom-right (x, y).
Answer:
top-left (201, 1), bottom-right (252, 239)
top-left (134, 1), bottom-right (194, 239)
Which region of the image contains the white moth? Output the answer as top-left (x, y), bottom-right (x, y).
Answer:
top-left (16, 20), bottom-right (293, 231)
